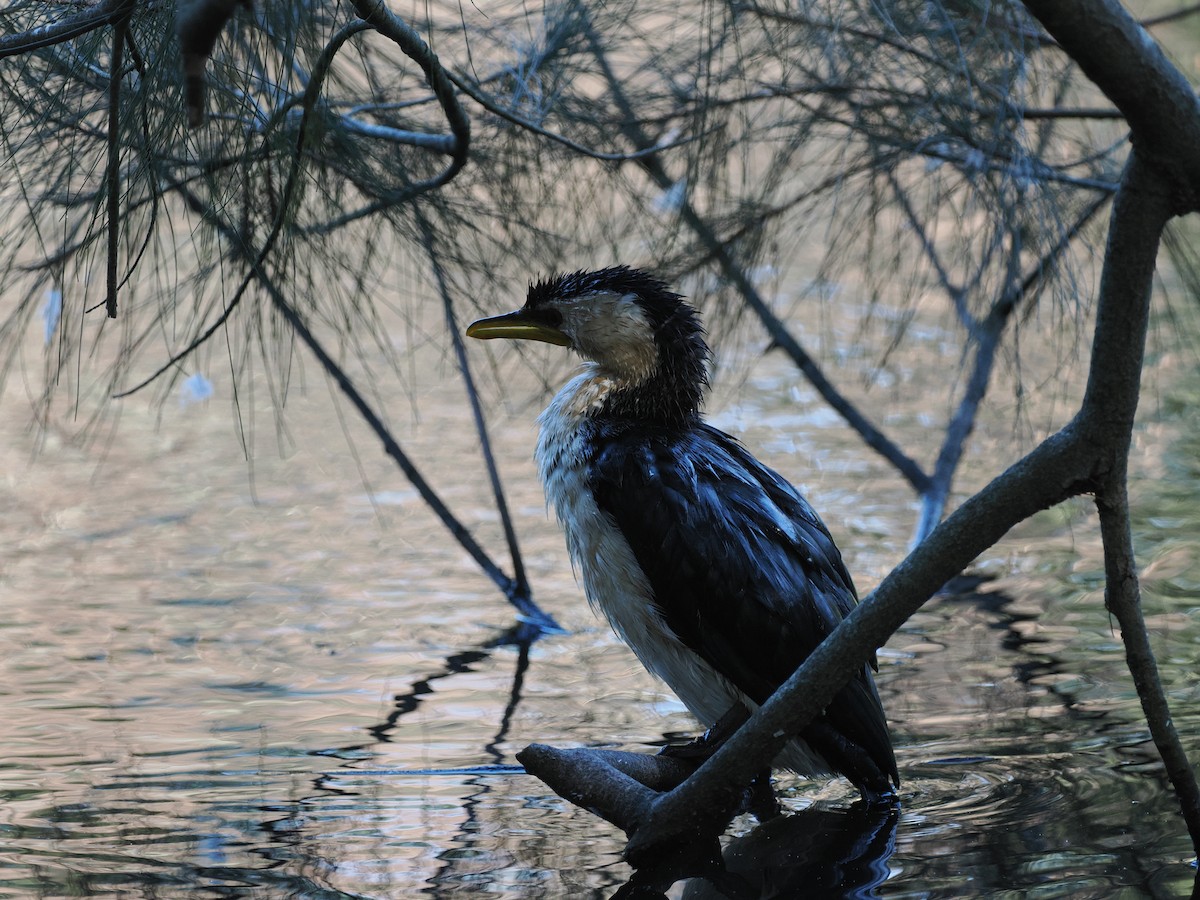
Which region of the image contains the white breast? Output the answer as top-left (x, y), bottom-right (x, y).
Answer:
top-left (534, 368), bottom-right (744, 729)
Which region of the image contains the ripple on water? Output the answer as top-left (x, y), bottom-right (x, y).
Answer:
top-left (3, 333), bottom-right (1200, 897)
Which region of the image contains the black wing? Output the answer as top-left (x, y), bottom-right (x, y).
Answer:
top-left (589, 421), bottom-right (898, 789)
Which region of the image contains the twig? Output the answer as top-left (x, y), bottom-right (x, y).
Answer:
top-left (887, 172), bottom-right (972, 331)
top-left (414, 211), bottom-right (558, 629)
top-left (104, 3), bottom-right (134, 319)
top-left (1141, 2), bottom-right (1200, 28)
top-left (116, 19), bottom-right (371, 397)
top-left (309, 0), bottom-right (471, 233)
top-left (914, 195), bottom-right (1110, 540)
top-left (1015, 106), bottom-right (1124, 119)
top-left (443, 67), bottom-right (701, 162)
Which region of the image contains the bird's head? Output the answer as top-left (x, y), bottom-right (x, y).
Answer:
top-left (466, 266), bottom-right (710, 422)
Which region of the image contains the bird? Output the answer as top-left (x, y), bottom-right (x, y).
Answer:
top-left (466, 265), bottom-right (898, 802)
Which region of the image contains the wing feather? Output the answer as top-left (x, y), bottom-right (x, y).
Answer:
top-left (589, 421), bottom-right (897, 787)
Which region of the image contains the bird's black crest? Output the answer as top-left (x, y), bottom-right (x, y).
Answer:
top-left (527, 265), bottom-right (673, 304)
top-left (526, 266), bottom-right (685, 327)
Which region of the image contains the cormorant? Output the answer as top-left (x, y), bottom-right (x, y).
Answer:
top-left (466, 266), bottom-right (898, 801)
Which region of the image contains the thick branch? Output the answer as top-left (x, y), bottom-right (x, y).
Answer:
top-left (1022, 0), bottom-right (1200, 204)
top-left (1096, 478), bottom-right (1200, 844)
top-left (517, 744), bottom-right (695, 832)
top-left (1078, 153), bottom-right (1200, 849)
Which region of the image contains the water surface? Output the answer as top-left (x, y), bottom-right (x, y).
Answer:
top-left (1, 311), bottom-right (1198, 898)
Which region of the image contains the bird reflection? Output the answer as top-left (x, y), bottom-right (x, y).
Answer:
top-left (708, 802), bottom-right (898, 899)
top-left (609, 800), bottom-right (899, 899)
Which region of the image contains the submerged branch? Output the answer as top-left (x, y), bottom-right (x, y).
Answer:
top-left (1096, 477), bottom-right (1200, 845)
top-left (416, 212), bottom-right (558, 629)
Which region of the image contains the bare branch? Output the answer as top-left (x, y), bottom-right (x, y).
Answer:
top-left (517, 744), bottom-right (690, 833)
top-left (347, 0), bottom-right (469, 181)
top-left (444, 67), bottom-right (702, 162)
top-left (1078, 151), bottom-right (1200, 848)
top-left (162, 178), bottom-right (533, 614)
top-left (914, 193), bottom-right (1112, 539)
top-left (103, 7), bottom-right (131, 318)
top-left (1023, 0), bottom-right (1200, 200)
top-left (0, 0), bottom-right (129, 58)
top-left (116, 19), bottom-right (373, 397)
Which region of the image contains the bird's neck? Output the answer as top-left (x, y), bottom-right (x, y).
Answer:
top-left (551, 362), bottom-right (704, 429)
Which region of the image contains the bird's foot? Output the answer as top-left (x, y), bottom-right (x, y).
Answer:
top-left (741, 769), bottom-right (782, 822)
top-left (658, 732), bottom-right (721, 761)
top-left (658, 703), bottom-right (751, 761)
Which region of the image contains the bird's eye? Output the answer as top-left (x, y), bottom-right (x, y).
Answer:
top-left (529, 306), bottom-right (564, 328)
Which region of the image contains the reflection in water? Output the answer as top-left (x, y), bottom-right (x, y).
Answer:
top-left (681, 802), bottom-right (899, 900)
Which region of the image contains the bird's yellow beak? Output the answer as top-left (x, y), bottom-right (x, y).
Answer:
top-left (465, 310), bottom-right (571, 347)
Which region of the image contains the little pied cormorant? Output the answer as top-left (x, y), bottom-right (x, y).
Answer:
top-left (466, 266), bottom-right (898, 801)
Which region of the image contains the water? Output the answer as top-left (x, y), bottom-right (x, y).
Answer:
top-left (1, 311), bottom-right (1198, 898)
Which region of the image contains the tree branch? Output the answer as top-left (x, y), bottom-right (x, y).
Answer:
top-left (0, 0), bottom-right (130, 58)
top-left (913, 193), bottom-right (1112, 540)
top-left (313, 0), bottom-right (470, 232)
top-left (1022, 0), bottom-right (1200, 202)
top-left (1096, 477), bottom-right (1200, 843)
top-left (104, 4), bottom-right (133, 319)
top-left (1077, 152), bottom-right (1200, 849)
